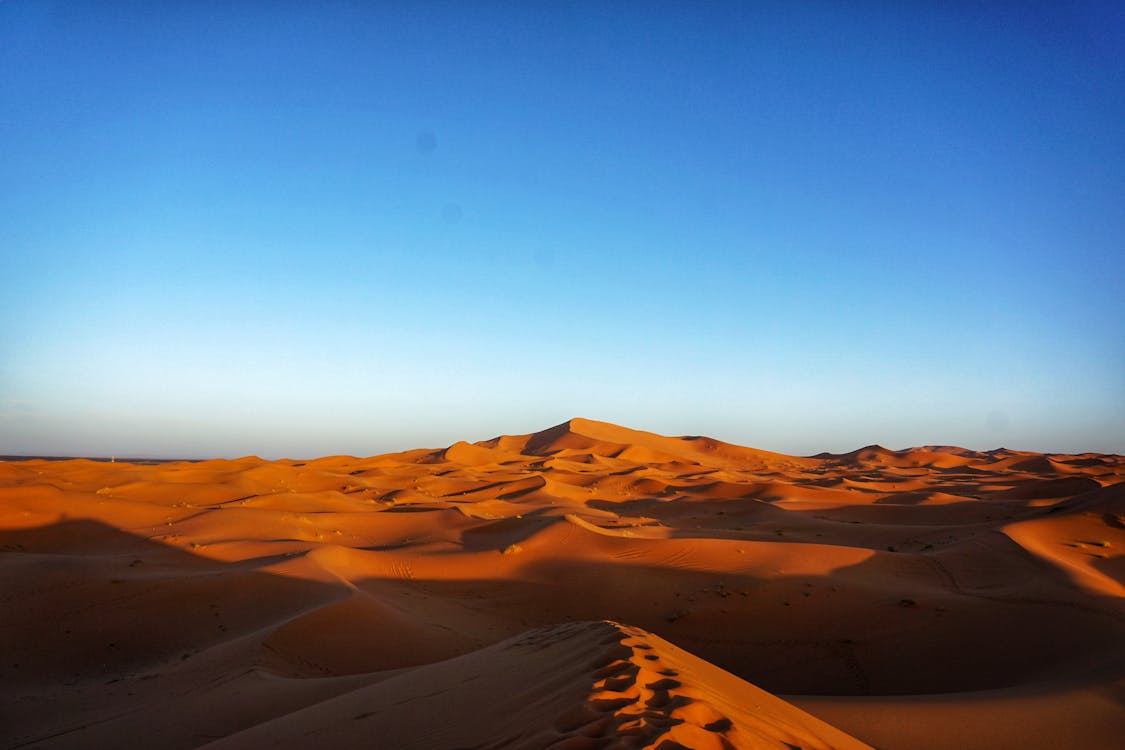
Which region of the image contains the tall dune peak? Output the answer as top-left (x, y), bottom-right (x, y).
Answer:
top-left (521, 417), bottom-right (653, 456)
top-left (512, 418), bottom-right (818, 470)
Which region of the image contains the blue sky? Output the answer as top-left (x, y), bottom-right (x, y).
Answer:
top-left (2, 2), bottom-right (1123, 458)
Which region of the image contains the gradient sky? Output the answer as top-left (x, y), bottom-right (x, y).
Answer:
top-left (2, 1), bottom-right (1123, 459)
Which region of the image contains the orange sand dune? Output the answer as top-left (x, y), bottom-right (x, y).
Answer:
top-left (204, 621), bottom-right (873, 750)
top-left (2, 418), bottom-right (1123, 749)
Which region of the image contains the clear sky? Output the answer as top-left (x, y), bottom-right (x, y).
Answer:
top-left (2, 1), bottom-right (1123, 459)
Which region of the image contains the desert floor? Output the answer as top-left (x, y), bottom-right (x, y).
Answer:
top-left (2, 418), bottom-right (1123, 749)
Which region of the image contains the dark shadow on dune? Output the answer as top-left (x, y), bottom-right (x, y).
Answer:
top-left (0, 520), bottom-right (349, 685)
top-left (0, 519), bottom-right (377, 750)
top-left (362, 548), bottom-right (1125, 697)
top-left (458, 513), bottom-right (558, 552)
top-left (870, 492), bottom-right (972, 506)
top-left (989, 476), bottom-right (1103, 500)
top-left (588, 492), bottom-right (1058, 547)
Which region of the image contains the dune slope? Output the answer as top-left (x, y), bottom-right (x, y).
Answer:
top-left (200, 620), bottom-right (873, 750)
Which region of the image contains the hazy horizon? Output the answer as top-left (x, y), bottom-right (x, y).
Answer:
top-left (1, 414), bottom-right (1121, 463)
top-left (3, 2), bottom-right (1123, 459)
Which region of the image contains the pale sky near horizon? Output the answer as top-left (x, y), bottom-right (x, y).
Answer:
top-left (2, 2), bottom-right (1123, 459)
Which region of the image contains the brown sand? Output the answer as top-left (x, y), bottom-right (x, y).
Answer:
top-left (2, 418), bottom-right (1122, 749)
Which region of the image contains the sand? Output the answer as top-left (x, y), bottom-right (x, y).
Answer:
top-left (2, 417), bottom-right (1122, 749)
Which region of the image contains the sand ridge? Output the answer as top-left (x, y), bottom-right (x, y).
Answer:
top-left (2, 418), bottom-right (1123, 749)
top-left (198, 620), bottom-right (873, 750)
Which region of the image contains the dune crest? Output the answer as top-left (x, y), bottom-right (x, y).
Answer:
top-left (197, 620), bottom-right (872, 750)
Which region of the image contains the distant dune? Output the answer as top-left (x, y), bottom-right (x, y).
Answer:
top-left (2, 418), bottom-right (1123, 749)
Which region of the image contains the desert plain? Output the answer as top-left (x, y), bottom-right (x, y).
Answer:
top-left (2, 418), bottom-right (1123, 749)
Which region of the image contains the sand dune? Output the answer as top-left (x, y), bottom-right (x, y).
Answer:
top-left (202, 620), bottom-right (872, 750)
top-left (2, 418), bottom-right (1123, 749)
